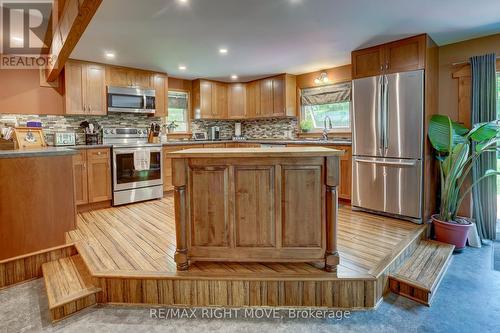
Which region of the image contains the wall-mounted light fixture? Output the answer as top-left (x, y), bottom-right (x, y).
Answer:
top-left (314, 72), bottom-right (329, 85)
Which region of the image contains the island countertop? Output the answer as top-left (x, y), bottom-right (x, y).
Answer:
top-left (168, 146), bottom-right (345, 158)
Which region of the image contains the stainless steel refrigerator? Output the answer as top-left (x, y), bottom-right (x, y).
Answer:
top-left (352, 70), bottom-right (424, 223)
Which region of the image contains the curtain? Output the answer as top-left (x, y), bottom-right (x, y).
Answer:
top-left (168, 92), bottom-right (188, 109)
top-left (470, 53), bottom-right (497, 240)
top-left (301, 82), bottom-right (351, 106)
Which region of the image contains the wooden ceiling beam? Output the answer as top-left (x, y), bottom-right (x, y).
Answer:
top-left (45, 0), bottom-right (102, 82)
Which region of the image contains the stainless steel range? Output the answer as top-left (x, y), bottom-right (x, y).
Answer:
top-left (103, 127), bottom-right (163, 206)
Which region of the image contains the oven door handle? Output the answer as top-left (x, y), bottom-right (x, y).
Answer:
top-left (113, 148), bottom-right (162, 155)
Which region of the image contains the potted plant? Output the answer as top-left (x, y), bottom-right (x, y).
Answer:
top-left (428, 115), bottom-right (499, 250)
top-left (300, 119), bottom-right (313, 133)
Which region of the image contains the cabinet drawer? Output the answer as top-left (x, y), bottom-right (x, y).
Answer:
top-left (87, 148), bottom-right (110, 160)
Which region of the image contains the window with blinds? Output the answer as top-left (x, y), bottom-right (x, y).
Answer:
top-left (167, 91), bottom-right (189, 132)
top-left (300, 82), bottom-right (352, 132)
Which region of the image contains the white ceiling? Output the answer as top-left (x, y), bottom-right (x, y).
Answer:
top-left (71, 0), bottom-right (500, 82)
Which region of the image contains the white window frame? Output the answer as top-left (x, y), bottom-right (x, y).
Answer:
top-left (300, 100), bottom-right (352, 134)
top-left (167, 90), bottom-right (190, 133)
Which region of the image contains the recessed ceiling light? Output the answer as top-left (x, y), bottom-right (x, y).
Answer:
top-left (178, 0), bottom-right (188, 4)
top-left (231, 75), bottom-right (238, 80)
top-left (219, 48), bottom-right (228, 54)
top-left (105, 52), bottom-right (115, 59)
top-left (179, 65), bottom-right (187, 70)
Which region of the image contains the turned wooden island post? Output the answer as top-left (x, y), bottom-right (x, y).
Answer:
top-left (170, 147), bottom-right (343, 272)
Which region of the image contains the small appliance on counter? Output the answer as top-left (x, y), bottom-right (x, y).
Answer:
top-left (209, 126), bottom-right (220, 141)
top-left (193, 131), bottom-right (208, 141)
top-left (232, 122), bottom-right (246, 141)
top-left (53, 132), bottom-right (76, 146)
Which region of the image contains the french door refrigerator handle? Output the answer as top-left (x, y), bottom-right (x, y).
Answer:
top-left (377, 76), bottom-right (384, 151)
top-left (382, 75), bottom-right (389, 150)
top-left (354, 158), bottom-right (417, 167)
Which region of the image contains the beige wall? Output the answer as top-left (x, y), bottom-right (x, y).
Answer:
top-left (439, 33), bottom-right (500, 120)
top-left (0, 69), bottom-right (64, 115)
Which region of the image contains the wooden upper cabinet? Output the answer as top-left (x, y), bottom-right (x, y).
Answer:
top-left (228, 83), bottom-right (246, 119)
top-left (259, 77), bottom-right (274, 117)
top-left (193, 75), bottom-right (296, 120)
top-left (352, 34), bottom-right (427, 79)
top-left (64, 60), bottom-right (85, 115)
top-left (384, 35), bottom-right (426, 74)
top-left (64, 60), bottom-right (106, 115)
top-left (192, 80), bottom-right (227, 119)
top-left (351, 46), bottom-right (384, 79)
top-left (132, 70), bottom-right (153, 88)
top-left (246, 80), bottom-right (261, 118)
top-left (106, 66), bottom-right (152, 88)
top-left (85, 63), bottom-right (106, 115)
top-left (258, 74), bottom-right (296, 118)
top-left (272, 75), bottom-right (285, 117)
top-left (87, 148), bottom-right (111, 203)
top-left (152, 74), bottom-right (168, 117)
top-left (213, 82), bottom-right (228, 118)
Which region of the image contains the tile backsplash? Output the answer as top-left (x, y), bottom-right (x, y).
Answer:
top-left (0, 113), bottom-right (298, 145)
top-left (0, 114), bottom-right (161, 145)
top-left (191, 118), bottom-right (298, 140)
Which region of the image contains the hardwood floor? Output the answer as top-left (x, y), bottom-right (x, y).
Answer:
top-left (69, 194), bottom-right (424, 280)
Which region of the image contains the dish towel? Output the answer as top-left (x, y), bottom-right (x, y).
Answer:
top-left (134, 149), bottom-right (150, 171)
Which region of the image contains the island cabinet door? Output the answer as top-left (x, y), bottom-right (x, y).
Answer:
top-left (233, 166), bottom-right (276, 247)
top-left (281, 165), bottom-right (324, 248)
top-left (189, 166), bottom-right (230, 248)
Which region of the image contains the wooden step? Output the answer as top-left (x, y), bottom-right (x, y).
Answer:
top-left (42, 255), bottom-right (101, 322)
top-left (66, 229), bottom-right (85, 243)
top-left (389, 240), bottom-right (454, 306)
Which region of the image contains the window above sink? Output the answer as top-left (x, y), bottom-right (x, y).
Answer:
top-left (300, 82), bottom-right (352, 133)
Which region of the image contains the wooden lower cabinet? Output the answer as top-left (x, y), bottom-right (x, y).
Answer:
top-left (331, 145), bottom-right (352, 201)
top-left (72, 148), bottom-right (111, 207)
top-left (72, 150), bottom-right (89, 205)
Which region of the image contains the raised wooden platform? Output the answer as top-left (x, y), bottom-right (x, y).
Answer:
top-left (389, 240), bottom-right (454, 306)
top-left (50, 194), bottom-right (426, 311)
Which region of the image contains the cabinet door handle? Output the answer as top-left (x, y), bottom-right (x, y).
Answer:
top-left (380, 65), bottom-right (383, 71)
top-left (385, 62), bottom-right (389, 70)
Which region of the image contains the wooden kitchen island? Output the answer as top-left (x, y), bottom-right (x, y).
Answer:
top-left (169, 147), bottom-right (343, 272)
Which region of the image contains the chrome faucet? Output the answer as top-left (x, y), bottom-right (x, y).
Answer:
top-left (323, 115), bottom-right (333, 141)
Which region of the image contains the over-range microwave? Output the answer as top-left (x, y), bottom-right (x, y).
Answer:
top-left (107, 86), bottom-right (156, 114)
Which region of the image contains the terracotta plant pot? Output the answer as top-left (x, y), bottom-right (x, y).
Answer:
top-left (432, 214), bottom-right (472, 251)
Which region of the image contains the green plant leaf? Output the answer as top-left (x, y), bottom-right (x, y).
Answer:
top-left (428, 115), bottom-right (453, 153)
top-left (452, 122), bottom-right (469, 135)
top-left (469, 122), bottom-right (500, 142)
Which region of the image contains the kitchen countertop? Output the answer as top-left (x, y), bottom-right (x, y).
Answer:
top-left (170, 146), bottom-right (345, 158)
top-left (162, 139), bottom-right (352, 146)
top-left (0, 139), bottom-right (351, 158)
top-left (0, 147), bottom-right (78, 158)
